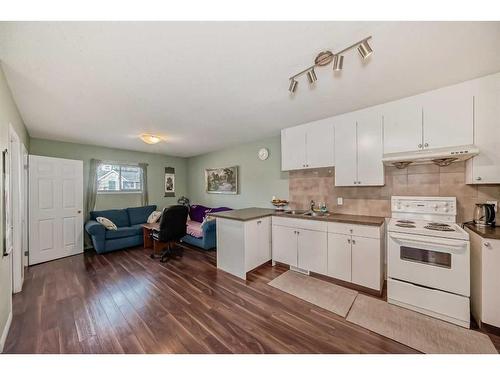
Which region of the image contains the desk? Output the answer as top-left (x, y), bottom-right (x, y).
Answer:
top-left (142, 222), bottom-right (159, 250)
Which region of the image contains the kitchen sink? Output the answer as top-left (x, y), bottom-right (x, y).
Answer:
top-left (283, 210), bottom-right (329, 217)
top-left (303, 211), bottom-right (329, 217)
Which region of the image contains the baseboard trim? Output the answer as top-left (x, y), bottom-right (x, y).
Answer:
top-left (0, 308), bottom-right (12, 353)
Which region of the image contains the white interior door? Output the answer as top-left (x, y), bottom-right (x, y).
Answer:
top-left (9, 125), bottom-right (23, 293)
top-left (29, 155), bottom-right (83, 265)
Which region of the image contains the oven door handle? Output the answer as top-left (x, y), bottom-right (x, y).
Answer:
top-left (389, 232), bottom-right (467, 249)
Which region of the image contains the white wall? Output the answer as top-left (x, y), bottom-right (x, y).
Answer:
top-left (0, 63), bottom-right (29, 351)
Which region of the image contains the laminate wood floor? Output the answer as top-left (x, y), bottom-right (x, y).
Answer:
top-left (4, 245), bottom-right (499, 354)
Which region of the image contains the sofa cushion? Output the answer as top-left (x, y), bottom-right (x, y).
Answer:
top-left (127, 205), bottom-right (157, 225)
top-left (105, 225), bottom-right (143, 239)
top-left (186, 220), bottom-right (203, 238)
top-left (189, 205), bottom-right (211, 223)
top-left (90, 209), bottom-right (130, 228)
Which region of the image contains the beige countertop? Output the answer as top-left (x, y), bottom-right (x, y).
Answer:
top-left (465, 223), bottom-right (500, 240)
top-left (209, 207), bottom-right (385, 226)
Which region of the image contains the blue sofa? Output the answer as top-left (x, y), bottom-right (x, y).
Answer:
top-left (85, 205), bottom-right (157, 253)
top-left (181, 219), bottom-right (216, 250)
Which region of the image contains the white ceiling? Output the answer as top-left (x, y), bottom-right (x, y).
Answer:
top-left (1, 21), bottom-right (500, 157)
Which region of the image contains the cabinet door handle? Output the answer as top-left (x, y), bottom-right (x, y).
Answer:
top-left (484, 242), bottom-right (491, 248)
top-left (476, 177), bottom-right (482, 181)
top-left (352, 239), bottom-right (356, 245)
top-left (347, 238), bottom-right (351, 244)
top-left (418, 144), bottom-right (422, 149)
top-left (424, 143), bottom-right (429, 148)
top-left (257, 220), bottom-right (261, 224)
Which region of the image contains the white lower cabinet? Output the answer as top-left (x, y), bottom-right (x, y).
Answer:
top-left (351, 236), bottom-right (382, 290)
top-left (467, 228), bottom-right (500, 328)
top-left (327, 233), bottom-right (351, 282)
top-left (272, 224), bottom-right (298, 267)
top-left (217, 217), bottom-right (271, 280)
top-left (272, 217), bottom-right (384, 292)
top-left (327, 223), bottom-right (384, 292)
top-left (298, 228), bottom-right (327, 274)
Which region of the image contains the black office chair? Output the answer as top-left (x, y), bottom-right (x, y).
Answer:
top-left (151, 205), bottom-right (188, 263)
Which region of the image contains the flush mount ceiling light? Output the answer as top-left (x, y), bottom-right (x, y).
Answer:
top-left (288, 36), bottom-right (373, 94)
top-left (140, 134), bottom-right (162, 145)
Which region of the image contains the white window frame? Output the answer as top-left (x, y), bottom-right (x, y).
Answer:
top-left (96, 161), bottom-right (143, 194)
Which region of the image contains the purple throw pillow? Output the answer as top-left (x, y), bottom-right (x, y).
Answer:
top-left (189, 205), bottom-right (211, 223)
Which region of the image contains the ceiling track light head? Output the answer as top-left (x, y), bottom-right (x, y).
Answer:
top-left (306, 69), bottom-right (317, 84)
top-left (357, 40), bottom-right (373, 59)
top-left (288, 79), bottom-right (298, 93)
top-left (332, 55), bottom-right (344, 71)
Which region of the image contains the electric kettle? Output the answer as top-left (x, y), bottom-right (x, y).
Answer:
top-left (473, 203), bottom-right (496, 227)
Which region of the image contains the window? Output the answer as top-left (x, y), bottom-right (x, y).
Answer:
top-left (97, 163), bottom-right (143, 193)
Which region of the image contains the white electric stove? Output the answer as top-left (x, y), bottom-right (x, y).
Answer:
top-left (387, 196), bottom-right (471, 328)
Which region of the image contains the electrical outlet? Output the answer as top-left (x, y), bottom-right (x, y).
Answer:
top-left (337, 197), bottom-right (343, 206)
top-left (486, 201), bottom-right (498, 212)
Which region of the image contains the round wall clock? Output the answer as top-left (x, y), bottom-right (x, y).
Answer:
top-left (258, 148), bottom-right (269, 161)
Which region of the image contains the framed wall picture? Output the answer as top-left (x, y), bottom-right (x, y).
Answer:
top-left (164, 167), bottom-right (175, 197)
top-left (205, 166), bottom-right (238, 194)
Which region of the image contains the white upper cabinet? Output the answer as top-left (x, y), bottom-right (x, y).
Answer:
top-left (305, 120), bottom-right (335, 169)
top-left (466, 72), bottom-right (500, 184)
top-left (281, 126), bottom-right (307, 171)
top-left (281, 119), bottom-right (334, 171)
top-left (422, 81), bottom-right (474, 149)
top-left (383, 97), bottom-right (422, 154)
top-left (333, 113), bottom-right (358, 186)
top-left (356, 108), bottom-right (384, 186)
top-left (383, 79), bottom-right (474, 153)
top-left (334, 110), bottom-right (384, 187)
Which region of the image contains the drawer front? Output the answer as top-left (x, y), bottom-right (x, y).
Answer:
top-left (388, 278), bottom-right (470, 327)
top-left (327, 222), bottom-right (381, 239)
top-left (272, 216), bottom-right (327, 232)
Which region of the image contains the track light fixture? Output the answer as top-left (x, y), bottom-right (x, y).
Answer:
top-left (288, 36), bottom-right (373, 94)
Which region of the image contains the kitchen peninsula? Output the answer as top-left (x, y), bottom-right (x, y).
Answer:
top-left (210, 207), bottom-right (386, 293)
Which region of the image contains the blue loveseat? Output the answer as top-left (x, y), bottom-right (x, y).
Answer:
top-left (85, 205), bottom-right (157, 253)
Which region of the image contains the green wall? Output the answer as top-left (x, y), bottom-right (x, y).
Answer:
top-left (0, 64), bottom-right (29, 351)
top-left (29, 138), bottom-right (188, 215)
top-left (187, 135), bottom-right (289, 209)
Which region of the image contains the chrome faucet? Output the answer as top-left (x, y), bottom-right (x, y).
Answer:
top-left (310, 200), bottom-right (315, 211)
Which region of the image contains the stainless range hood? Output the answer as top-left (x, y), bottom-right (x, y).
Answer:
top-left (382, 145), bottom-right (479, 168)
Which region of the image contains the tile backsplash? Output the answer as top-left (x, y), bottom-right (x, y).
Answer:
top-left (288, 161), bottom-right (500, 223)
